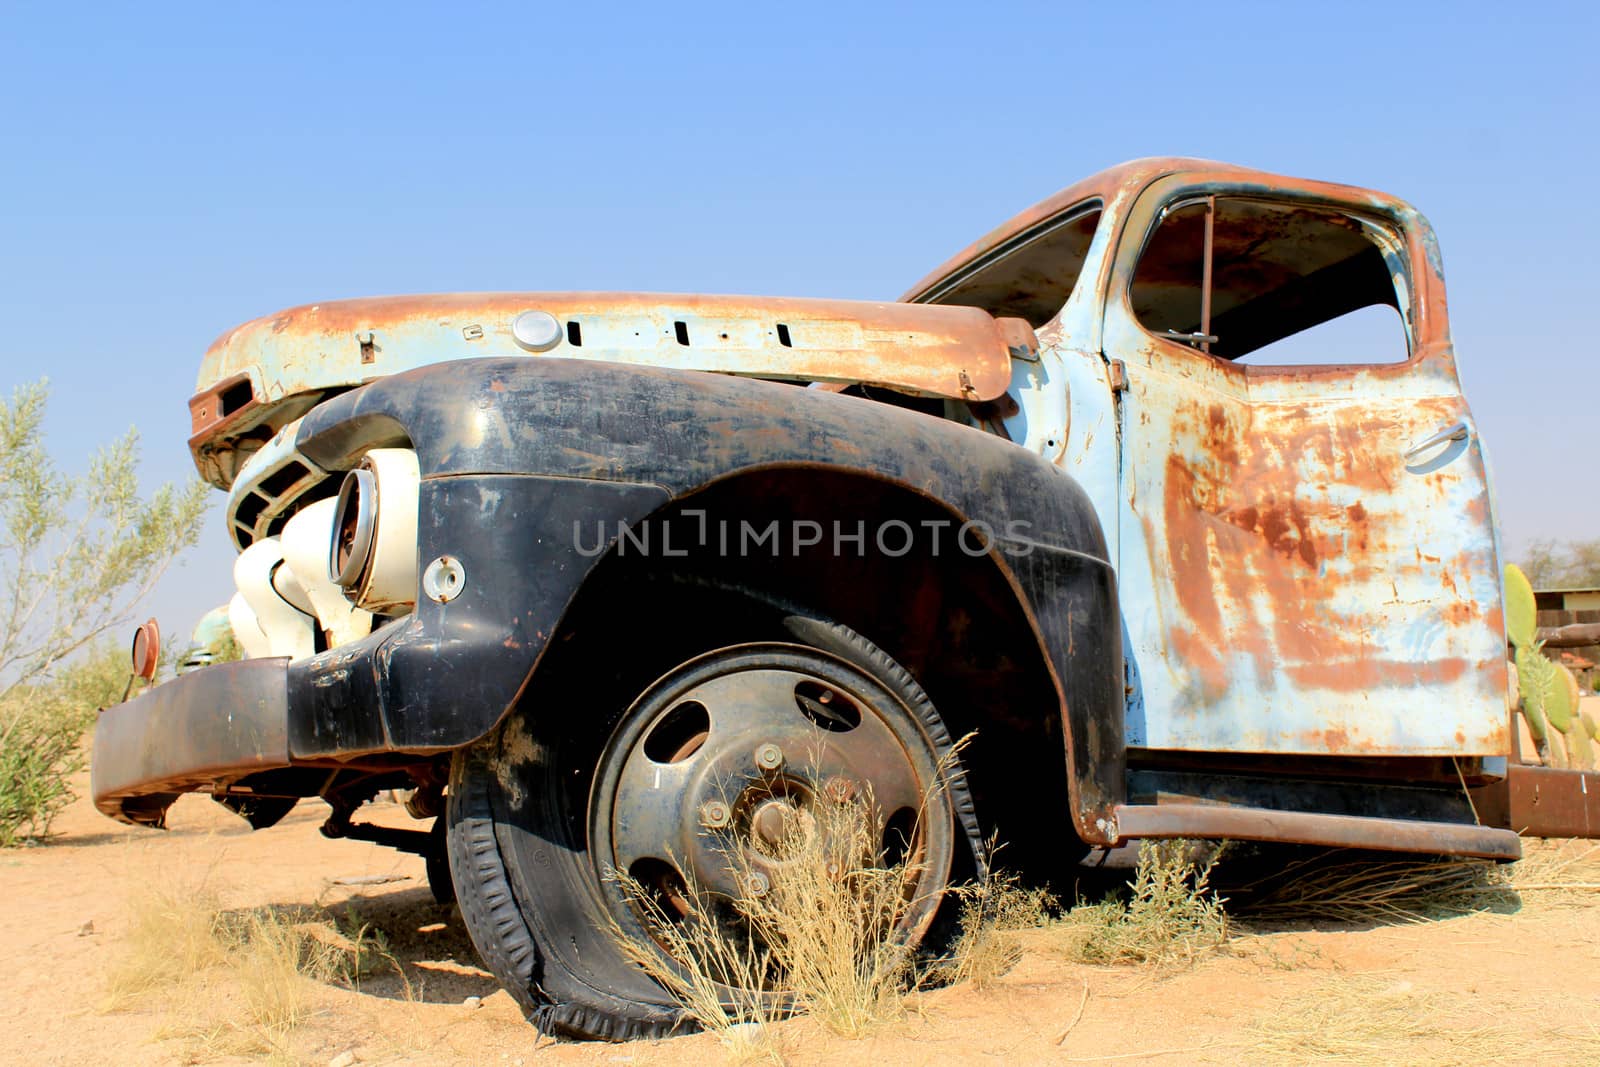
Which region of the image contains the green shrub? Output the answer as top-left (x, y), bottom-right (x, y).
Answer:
top-left (0, 380), bottom-right (206, 846)
top-left (0, 642), bottom-right (148, 845)
top-left (1057, 840), bottom-right (1229, 966)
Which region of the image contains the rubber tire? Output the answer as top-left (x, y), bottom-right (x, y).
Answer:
top-left (425, 816), bottom-right (455, 904)
top-left (445, 618), bottom-right (984, 1041)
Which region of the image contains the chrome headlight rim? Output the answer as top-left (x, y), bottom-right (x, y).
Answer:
top-left (330, 467), bottom-right (376, 588)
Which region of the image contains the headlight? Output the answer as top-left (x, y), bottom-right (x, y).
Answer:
top-left (328, 448), bottom-right (420, 612)
top-left (331, 468), bottom-right (376, 587)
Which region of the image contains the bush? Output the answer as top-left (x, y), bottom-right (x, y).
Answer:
top-left (1056, 840), bottom-right (1229, 966)
top-left (0, 641), bottom-right (151, 845)
top-left (0, 379), bottom-right (206, 845)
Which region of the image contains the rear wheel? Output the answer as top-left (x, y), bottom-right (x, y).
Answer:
top-left (446, 618), bottom-right (981, 1040)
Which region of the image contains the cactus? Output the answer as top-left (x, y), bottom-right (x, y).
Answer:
top-left (1516, 644), bottom-right (1562, 767)
top-left (1558, 664), bottom-right (1596, 771)
top-left (1545, 661), bottom-right (1575, 735)
top-left (1503, 564), bottom-right (1596, 768)
top-left (1505, 563), bottom-right (1539, 648)
top-left (1584, 710), bottom-right (1599, 743)
top-left (1567, 720), bottom-right (1596, 770)
top-left (1521, 668), bottom-right (1549, 744)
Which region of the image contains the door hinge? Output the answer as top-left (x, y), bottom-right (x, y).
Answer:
top-left (1109, 359), bottom-right (1128, 393)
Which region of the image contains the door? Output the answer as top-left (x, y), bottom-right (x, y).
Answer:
top-left (1103, 176), bottom-right (1508, 757)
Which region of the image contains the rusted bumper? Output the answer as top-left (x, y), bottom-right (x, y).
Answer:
top-left (1114, 802), bottom-right (1521, 861)
top-left (91, 657), bottom-right (291, 827)
top-left (1470, 764), bottom-right (1600, 839)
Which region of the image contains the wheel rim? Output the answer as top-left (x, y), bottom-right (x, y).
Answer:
top-left (590, 642), bottom-right (956, 954)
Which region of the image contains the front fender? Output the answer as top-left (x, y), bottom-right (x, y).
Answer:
top-left (290, 358), bottom-right (1124, 832)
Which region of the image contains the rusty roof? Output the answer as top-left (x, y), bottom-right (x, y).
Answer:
top-left (901, 157), bottom-right (1300, 304)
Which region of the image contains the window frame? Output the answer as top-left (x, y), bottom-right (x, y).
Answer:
top-left (915, 198), bottom-right (1105, 328)
top-left (1103, 173), bottom-right (1451, 379)
top-left (1125, 193), bottom-right (1417, 367)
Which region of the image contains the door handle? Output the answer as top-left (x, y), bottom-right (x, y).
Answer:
top-left (1404, 421), bottom-right (1470, 460)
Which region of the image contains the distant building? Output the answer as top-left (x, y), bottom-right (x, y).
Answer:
top-left (1534, 587), bottom-right (1600, 613)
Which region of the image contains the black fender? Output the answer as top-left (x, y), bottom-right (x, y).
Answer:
top-left (288, 356), bottom-right (1125, 838)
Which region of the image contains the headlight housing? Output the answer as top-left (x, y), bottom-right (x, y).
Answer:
top-left (328, 448), bottom-right (420, 612)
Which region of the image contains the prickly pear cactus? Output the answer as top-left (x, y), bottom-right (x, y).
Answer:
top-left (1501, 565), bottom-right (1591, 769)
top-left (1505, 563), bottom-right (1538, 650)
top-left (1507, 563), bottom-right (1573, 767)
top-left (1545, 661), bottom-right (1574, 735)
top-left (1518, 643), bottom-right (1562, 767)
top-left (1557, 663), bottom-right (1594, 770)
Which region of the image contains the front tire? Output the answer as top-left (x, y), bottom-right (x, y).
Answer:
top-left (446, 619), bottom-right (981, 1040)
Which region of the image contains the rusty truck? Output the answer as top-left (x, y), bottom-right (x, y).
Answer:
top-left (92, 158), bottom-right (1565, 1039)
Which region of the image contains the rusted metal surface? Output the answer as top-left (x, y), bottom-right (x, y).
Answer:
top-left (190, 292), bottom-right (1023, 488)
top-left (1114, 802), bottom-right (1521, 861)
top-left (1098, 171), bottom-right (1506, 757)
top-left (91, 657), bottom-right (292, 826)
top-left (283, 357), bottom-right (1123, 843)
top-left (1472, 764), bottom-right (1600, 838)
top-left (905, 159), bottom-right (1509, 762)
top-left (1534, 622), bottom-right (1600, 648)
top-left (900, 157), bottom-right (1254, 307)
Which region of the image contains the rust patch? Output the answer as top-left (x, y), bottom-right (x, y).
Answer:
top-left (1285, 657), bottom-right (1470, 692)
top-left (1141, 382), bottom-right (1501, 745)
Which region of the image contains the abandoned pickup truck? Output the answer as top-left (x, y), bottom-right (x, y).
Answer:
top-left (94, 157), bottom-right (1533, 1038)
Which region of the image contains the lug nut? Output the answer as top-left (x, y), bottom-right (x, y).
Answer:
top-left (745, 871), bottom-right (770, 897)
top-left (699, 800), bottom-right (731, 829)
top-left (755, 743), bottom-right (784, 771)
top-left (824, 776), bottom-right (856, 803)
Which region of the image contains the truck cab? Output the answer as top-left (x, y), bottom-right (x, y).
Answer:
top-left (905, 158), bottom-right (1508, 824)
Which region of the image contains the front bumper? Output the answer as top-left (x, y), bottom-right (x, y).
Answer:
top-left (92, 657), bottom-right (291, 826)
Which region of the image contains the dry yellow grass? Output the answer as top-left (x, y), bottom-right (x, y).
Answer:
top-left (609, 787), bottom-right (928, 1052)
top-left (1247, 974), bottom-right (1589, 1066)
top-left (1232, 854), bottom-right (1514, 926)
top-left (1510, 838), bottom-right (1600, 902)
top-left (1222, 839), bottom-right (1600, 930)
top-left (105, 880), bottom-right (234, 1002)
top-left (105, 879), bottom-right (398, 1060)
top-left (938, 870), bottom-right (1056, 988)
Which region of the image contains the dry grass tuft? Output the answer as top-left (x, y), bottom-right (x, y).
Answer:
top-left (1054, 840), bottom-right (1229, 966)
top-left (609, 789), bottom-right (928, 1051)
top-left (608, 862), bottom-right (784, 1062)
top-left (106, 881), bottom-right (400, 1059)
top-left (1228, 839), bottom-right (1600, 929)
top-left (1508, 839), bottom-right (1600, 904)
top-left (1247, 974), bottom-right (1574, 1065)
top-left (605, 738), bottom-right (995, 1052)
top-left (1232, 853), bottom-right (1515, 927)
top-left (106, 881), bottom-right (235, 1002)
top-left (938, 870), bottom-right (1056, 988)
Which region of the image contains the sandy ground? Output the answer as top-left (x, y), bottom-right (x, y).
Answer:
top-left (4, 769), bottom-right (1599, 1066)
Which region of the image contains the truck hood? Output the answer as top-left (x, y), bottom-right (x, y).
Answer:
top-left (189, 291), bottom-right (1031, 489)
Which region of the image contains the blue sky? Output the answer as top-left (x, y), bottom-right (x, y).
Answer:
top-left (2, 1), bottom-right (1596, 639)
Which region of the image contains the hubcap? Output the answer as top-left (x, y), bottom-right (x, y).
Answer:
top-left (590, 643), bottom-right (954, 946)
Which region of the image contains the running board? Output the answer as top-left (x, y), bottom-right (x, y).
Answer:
top-left (1113, 802), bottom-right (1521, 861)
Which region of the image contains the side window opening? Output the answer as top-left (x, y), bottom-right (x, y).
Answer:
top-left (1130, 197), bottom-right (1410, 365)
top-left (919, 201), bottom-right (1103, 328)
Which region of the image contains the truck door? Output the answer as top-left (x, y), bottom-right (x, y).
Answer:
top-left (1102, 175), bottom-right (1508, 757)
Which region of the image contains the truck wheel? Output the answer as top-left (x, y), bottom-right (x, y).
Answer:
top-left (424, 816), bottom-right (455, 904)
top-left (446, 622), bottom-right (981, 1040)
